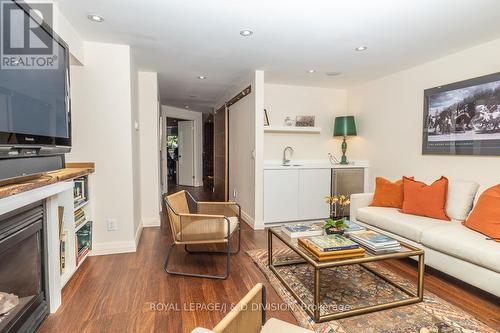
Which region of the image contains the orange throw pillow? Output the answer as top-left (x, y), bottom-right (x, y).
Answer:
top-left (370, 177), bottom-right (410, 208)
top-left (401, 176), bottom-right (450, 221)
top-left (464, 185), bottom-right (500, 242)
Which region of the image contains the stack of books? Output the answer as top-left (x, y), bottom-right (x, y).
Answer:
top-left (349, 230), bottom-right (401, 253)
top-left (281, 222), bottom-right (324, 238)
top-left (298, 234), bottom-right (365, 262)
top-left (74, 208), bottom-right (86, 228)
top-left (343, 220), bottom-right (366, 234)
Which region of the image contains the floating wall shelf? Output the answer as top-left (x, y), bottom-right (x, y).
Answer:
top-left (264, 126), bottom-right (321, 134)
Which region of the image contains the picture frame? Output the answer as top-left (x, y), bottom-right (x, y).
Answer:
top-left (422, 72), bottom-right (500, 156)
top-left (295, 115), bottom-right (315, 127)
top-left (264, 109), bottom-right (270, 126)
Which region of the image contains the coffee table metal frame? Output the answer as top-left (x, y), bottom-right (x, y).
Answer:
top-left (267, 227), bottom-right (425, 323)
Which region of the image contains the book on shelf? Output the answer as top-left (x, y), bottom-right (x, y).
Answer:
top-left (349, 230), bottom-right (401, 253)
top-left (298, 243), bottom-right (365, 262)
top-left (300, 234), bottom-right (360, 252)
top-left (281, 222), bottom-right (324, 238)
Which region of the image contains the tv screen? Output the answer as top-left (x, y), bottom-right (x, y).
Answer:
top-left (0, 0), bottom-right (70, 147)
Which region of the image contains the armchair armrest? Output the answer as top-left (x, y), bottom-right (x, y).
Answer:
top-left (178, 213), bottom-right (232, 243)
top-left (212, 283), bottom-right (265, 333)
top-left (350, 193), bottom-right (374, 221)
top-left (197, 202), bottom-right (241, 218)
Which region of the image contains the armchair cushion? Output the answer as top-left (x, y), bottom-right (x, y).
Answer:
top-left (177, 216), bottom-right (239, 243)
top-left (261, 318), bottom-right (314, 333)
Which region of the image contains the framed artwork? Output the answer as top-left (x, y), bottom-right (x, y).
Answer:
top-left (295, 115), bottom-right (315, 127)
top-left (264, 109), bottom-right (269, 126)
top-left (422, 72), bottom-right (500, 156)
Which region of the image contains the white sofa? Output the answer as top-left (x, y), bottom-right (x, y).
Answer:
top-left (350, 180), bottom-right (500, 297)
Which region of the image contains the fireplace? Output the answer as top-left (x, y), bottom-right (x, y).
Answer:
top-left (0, 202), bottom-right (48, 333)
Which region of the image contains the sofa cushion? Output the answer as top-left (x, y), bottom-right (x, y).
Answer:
top-left (356, 207), bottom-right (448, 242)
top-left (446, 180), bottom-right (479, 221)
top-left (464, 185), bottom-right (500, 242)
top-left (401, 177), bottom-right (450, 221)
top-left (370, 177), bottom-right (408, 208)
top-left (421, 223), bottom-right (500, 273)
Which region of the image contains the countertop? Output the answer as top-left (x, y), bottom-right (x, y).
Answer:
top-left (263, 160), bottom-right (369, 170)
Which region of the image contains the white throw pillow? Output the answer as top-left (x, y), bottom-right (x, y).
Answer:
top-left (445, 180), bottom-right (479, 221)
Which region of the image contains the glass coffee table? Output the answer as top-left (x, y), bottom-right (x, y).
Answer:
top-left (267, 227), bottom-right (425, 323)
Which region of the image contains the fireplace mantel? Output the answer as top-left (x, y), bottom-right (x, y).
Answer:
top-left (0, 164), bottom-right (95, 318)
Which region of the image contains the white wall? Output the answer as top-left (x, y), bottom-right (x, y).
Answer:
top-left (264, 84), bottom-right (348, 161)
top-left (348, 37), bottom-right (500, 190)
top-left (130, 53), bottom-right (142, 242)
top-left (138, 72), bottom-right (161, 227)
top-left (161, 106), bottom-right (203, 189)
top-left (67, 42), bottom-right (137, 254)
top-left (214, 70), bottom-right (265, 228)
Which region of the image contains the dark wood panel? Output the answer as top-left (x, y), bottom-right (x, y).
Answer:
top-left (213, 107), bottom-right (228, 201)
top-left (38, 214), bottom-right (500, 332)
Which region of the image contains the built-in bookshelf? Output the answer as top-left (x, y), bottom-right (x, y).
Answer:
top-left (59, 173), bottom-right (94, 287)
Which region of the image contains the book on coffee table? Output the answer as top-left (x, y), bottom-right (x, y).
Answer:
top-left (349, 230), bottom-right (401, 253)
top-left (298, 243), bottom-right (365, 262)
top-left (281, 222), bottom-right (324, 238)
top-left (300, 234), bottom-right (360, 252)
top-left (298, 238), bottom-right (365, 258)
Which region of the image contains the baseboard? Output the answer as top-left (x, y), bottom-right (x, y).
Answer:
top-left (134, 223), bottom-right (143, 247)
top-left (142, 217), bottom-right (160, 227)
top-left (91, 240), bottom-right (137, 256)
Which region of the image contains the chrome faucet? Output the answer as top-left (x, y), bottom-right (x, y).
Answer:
top-left (282, 146), bottom-right (294, 165)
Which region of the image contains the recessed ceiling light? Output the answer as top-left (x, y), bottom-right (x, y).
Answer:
top-left (87, 14), bottom-right (104, 22)
top-left (326, 72), bottom-right (342, 76)
top-left (355, 46), bottom-right (367, 51)
top-left (239, 29), bottom-right (254, 37)
top-left (185, 105), bottom-right (190, 109)
top-left (197, 75), bottom-right (207, 80)
top-left (307, 69), bottom-right (315, 73)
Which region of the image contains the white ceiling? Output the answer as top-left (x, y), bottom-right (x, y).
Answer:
top-left (55, 0), bottom-right (500, 112)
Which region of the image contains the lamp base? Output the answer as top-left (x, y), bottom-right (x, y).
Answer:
top-left (340, 136), bottom-right (348, 164)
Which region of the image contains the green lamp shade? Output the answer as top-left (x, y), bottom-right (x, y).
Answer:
top-left (333, 116), bottom-right (357, 137)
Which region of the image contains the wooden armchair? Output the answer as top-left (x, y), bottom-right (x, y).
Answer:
top-left (164, 190), bottom-right (241, 279)
top-left (191, 283), bottom-right (314, 333)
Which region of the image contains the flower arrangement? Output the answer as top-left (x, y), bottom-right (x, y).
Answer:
top-left (324, 194), bottom-right (351, 234)
top-left (325, 194), bottom-right (351, 219)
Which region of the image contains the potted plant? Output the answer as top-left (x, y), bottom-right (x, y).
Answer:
top-left (324, 195), bottom-right (351, 234)
top-left (324, 217), bottom-right (347, 235)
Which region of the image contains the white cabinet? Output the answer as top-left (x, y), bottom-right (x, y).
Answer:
top-left (298, 169), bottom-right (331, 220)
top-left (264, 169), bottom-right (330, 223)
top-left (263, 169), bottom-right (299, 223)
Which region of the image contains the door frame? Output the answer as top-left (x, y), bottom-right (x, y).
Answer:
top-left (177, 120), bottom-right (195, 186)
top-left (160, 106), bottom-right (203, 194)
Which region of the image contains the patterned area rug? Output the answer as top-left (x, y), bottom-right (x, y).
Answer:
top-left (247, 248), bottom-right (497, 333)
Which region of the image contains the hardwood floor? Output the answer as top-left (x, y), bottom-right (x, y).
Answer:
top-left (38, 210), bottom-right (500, 332)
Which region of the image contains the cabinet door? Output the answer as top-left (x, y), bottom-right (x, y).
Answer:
top-left (263, 170), bottom-right (299, 223)
top-left (298, 169), bottom-right (331, 220)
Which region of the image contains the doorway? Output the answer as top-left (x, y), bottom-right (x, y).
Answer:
top-left (166, 117), bottom-right (195, 188)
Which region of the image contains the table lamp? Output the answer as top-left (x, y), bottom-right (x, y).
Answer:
top-left (333, 116), bottom-right (357, 165)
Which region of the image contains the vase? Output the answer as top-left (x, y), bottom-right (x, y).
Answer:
top-left (325, 227), bottom-right (345, 235)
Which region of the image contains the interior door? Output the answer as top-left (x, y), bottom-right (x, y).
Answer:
top-left (178, 120), bottom-right (195, 186)
top-left (213, 107), bottom-right (228, 201)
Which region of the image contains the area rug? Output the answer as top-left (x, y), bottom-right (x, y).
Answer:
top-left (247, 248), bottom-right (497, 333)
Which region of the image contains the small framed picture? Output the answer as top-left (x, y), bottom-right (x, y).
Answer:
top-left (264, 109), bottom-right (270, 126)
top-left (295, 115), bottom-right (315, 127)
